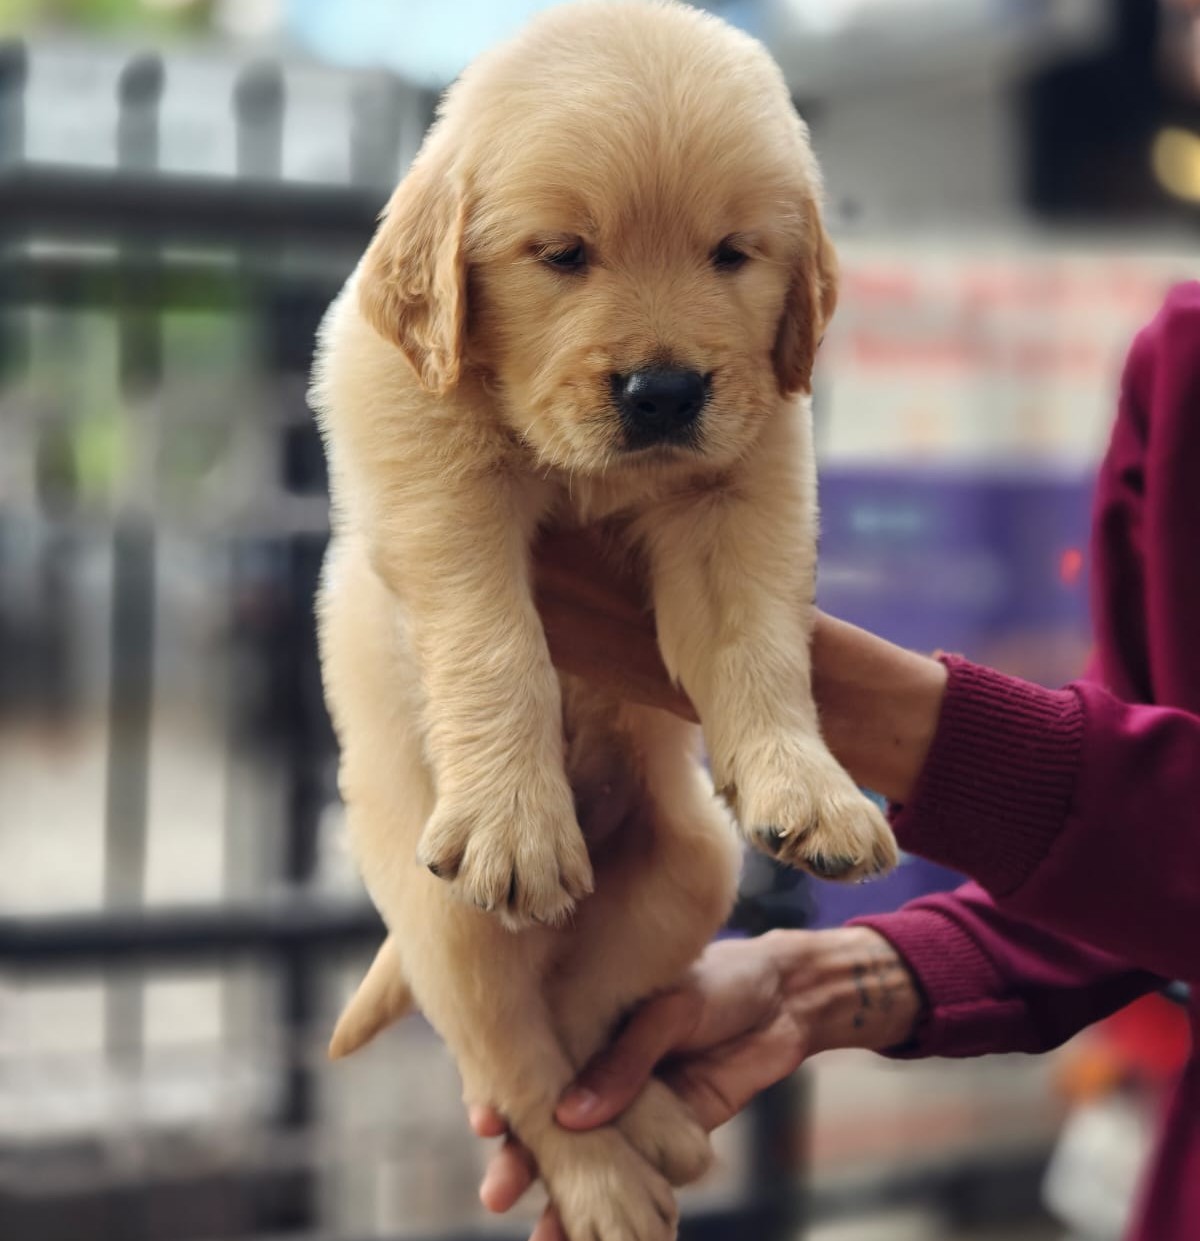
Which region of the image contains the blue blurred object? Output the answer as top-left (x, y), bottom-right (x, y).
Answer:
top-left (811, 853), bottom-right (966, 929)
top-left (807, 466), bottom-right (1095, 925)
top-left (817, 466), bottom-right (1094, 658)
top-left (283, 0), bottom-right (760, 86)
top-left (284, 0), bottom-right (561, 85)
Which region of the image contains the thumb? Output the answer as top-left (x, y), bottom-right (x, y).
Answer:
top-left (556, 989), bottom-right (702, 1129)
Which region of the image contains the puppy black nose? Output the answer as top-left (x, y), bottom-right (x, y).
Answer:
top-left (612, 367), bottom-right (709, 446)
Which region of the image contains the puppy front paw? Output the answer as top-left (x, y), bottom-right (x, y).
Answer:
top-left (417, 786), bottom-right (594, 927)
top-left (726, 738), bottom-right (898, 882)
top-left (619, 1079), bottom-right (713, 1187)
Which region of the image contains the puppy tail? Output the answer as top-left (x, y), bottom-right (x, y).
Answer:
top-left (328, 934), bottom-right (416, 1060)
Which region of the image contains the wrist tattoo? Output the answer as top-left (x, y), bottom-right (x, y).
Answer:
top-left (851, 949), bottom-right (903, 1032)
top-left (851, 963), bottom-right (870, 1028)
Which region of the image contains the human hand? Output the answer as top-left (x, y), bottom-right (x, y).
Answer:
top-left (535, 526), bottom-right (697, 722)
top-left (468, 927), bottom-right (921, 1239)
top-left (534, 528), bottom-right (945, 805)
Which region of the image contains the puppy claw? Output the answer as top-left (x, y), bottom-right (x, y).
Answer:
top-left (417, 794), bottom-right (593, 928)
top-left (803, 852), bottom-right (861, 881)
top-left (559, 865), bottom-right (593, 904)
top-left (760, 824), bottom-right (788, 855)
top-left (732, 740), bottom-right (899, 885)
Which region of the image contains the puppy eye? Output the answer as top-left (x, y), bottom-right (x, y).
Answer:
top-left (712, 238), bottom-right (748, 272)
top-left (539, 242), bottom-right (588, 274)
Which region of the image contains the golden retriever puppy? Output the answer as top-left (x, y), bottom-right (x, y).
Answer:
top-left (311, 3), bottom-right (898, 1237)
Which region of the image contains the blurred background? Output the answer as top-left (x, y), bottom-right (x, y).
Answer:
top-left (0, 1), bottom-right (1196, 1239)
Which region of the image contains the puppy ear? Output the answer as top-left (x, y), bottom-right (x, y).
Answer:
top-left (358, 152), bottom-right (468, 395)
top-left (772, 200), bottom-right (839, 396)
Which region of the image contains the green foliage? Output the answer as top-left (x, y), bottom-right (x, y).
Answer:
top-left (0, 0), bottom-right (216, 38)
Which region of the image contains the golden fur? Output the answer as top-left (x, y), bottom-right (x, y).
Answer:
top-left (311, 4), bottom-right (897, 1238)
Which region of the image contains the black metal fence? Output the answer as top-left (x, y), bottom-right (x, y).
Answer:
top-left (0, 41), bottom-right (811, 1241)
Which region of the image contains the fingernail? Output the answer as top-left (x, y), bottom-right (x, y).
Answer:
top-left (560, 1087), bottom-right (599, 1120)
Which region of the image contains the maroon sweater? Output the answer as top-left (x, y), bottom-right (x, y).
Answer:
top-left (858, 282), bottom-right (1200, 1241)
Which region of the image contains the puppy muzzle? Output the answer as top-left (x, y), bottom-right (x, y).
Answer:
top-left (611, 366), bottom-right (711, 451)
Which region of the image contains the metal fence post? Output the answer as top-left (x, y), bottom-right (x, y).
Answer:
top-left (103, 53), bottom-right (166, 1080)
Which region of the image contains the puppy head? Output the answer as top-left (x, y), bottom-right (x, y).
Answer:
top-left (358, 1), bottom-right (837, 471)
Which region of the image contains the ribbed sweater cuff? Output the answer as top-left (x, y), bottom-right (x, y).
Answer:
top-left (890, 656), bottom-right (1085, 897)
top-left (853, 907), bottom-right (1021, 1059)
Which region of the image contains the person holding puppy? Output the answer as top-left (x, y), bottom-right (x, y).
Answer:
top-left (473, 283), bottom-right (1200, 1241)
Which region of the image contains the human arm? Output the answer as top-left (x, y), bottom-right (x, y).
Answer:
top-left (537, 528), bottom-right (945, 806)
top-left (471, 891), bottom-right (1158, 1241)
top-left (471, 926), bottom-right (921, 1232)
top-left (879, 660), bottom-right (1200, 983)
top-left (539, 528), bottom-right (1200, 980)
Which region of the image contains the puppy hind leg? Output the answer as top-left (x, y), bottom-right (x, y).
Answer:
top-left (407, 938), bottom-right (679, 1241)
top-left (552, 939), bottom-right (715, 1189)
top-left (551, 757), bottom-right (740, 1187)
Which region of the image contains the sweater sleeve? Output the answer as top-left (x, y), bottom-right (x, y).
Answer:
top-left (885, 660), bottom-right (1200, 985)
top-left (855, 882), bottom-right (1160, 1058)
top-left (1091, 281), bottom-right (1200, 713)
